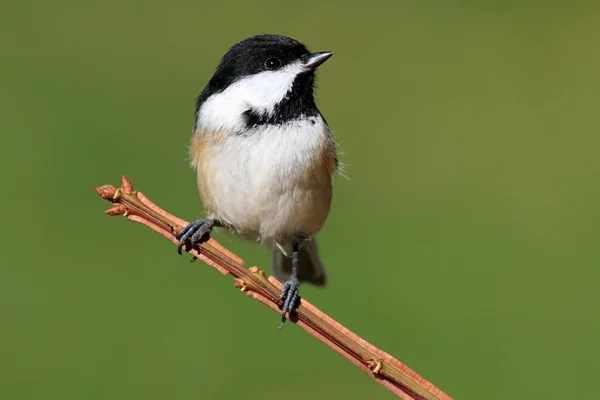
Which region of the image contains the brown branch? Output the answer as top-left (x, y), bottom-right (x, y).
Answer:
top-left (95, 176), bottom-right (452, 400)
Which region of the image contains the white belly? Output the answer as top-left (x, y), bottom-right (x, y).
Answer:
top-left (192, 119), bottom-right (333, 246)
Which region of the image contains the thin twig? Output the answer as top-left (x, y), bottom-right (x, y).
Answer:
top-left (95, 176), bottom-right (452, 400)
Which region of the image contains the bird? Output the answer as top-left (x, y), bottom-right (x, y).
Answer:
top-left (176, 34), bottom-right (337, 326)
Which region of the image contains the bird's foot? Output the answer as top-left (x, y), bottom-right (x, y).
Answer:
top-left (278, 276), bottom-right (300, 328)
top-left (176, 218), bottom-right (216, 255)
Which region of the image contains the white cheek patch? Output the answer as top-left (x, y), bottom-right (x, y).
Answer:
top-left (197, 61), bottom-right (306, 133)
top-left (234, 61), bottom-right (305, 111)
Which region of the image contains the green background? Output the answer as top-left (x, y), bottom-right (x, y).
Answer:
top-left (2, 1), bottom-right (599, 399)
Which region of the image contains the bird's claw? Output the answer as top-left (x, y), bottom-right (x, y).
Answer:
top-left (176, 218), bottom-right (215, 255)
top-left (278, 277), bottom-right (300, 328)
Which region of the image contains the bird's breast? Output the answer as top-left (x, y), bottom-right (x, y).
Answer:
top-left (190, 119), bottom-right (335, 245)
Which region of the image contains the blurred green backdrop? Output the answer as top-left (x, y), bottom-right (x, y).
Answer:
top-left (2, 1), bottom-right (599, 399)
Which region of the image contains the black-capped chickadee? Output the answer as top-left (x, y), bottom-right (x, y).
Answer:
top-left (176, 34), bottom-right (337, 325)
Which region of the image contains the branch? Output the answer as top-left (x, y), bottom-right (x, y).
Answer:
top-left (95, 176), bottom-right (452, 400)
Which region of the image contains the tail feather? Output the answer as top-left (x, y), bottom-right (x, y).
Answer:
top-left (271, 240), bottom-right (327, 286)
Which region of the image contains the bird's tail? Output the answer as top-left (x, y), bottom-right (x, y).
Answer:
top-left (271, 239), bottom-right (327, 286)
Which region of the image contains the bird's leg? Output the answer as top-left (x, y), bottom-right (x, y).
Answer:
top-left (176, 218), bottom-right (222, 256)
top-left (278, 241), bottom-right (301, 328)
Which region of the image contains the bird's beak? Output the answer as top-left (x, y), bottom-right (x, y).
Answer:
top-left (303, 52), bottom-right (334, 70)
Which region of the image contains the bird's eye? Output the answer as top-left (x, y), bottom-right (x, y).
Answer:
top-left (265, 57), bottom-right (281, 70)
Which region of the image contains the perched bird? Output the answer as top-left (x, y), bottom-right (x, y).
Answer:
top-left (177, 34), bottom-right (337, 325)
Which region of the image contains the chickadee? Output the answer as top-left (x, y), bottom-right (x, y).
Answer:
top-left (177, 34), bottom-right (337, 325)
